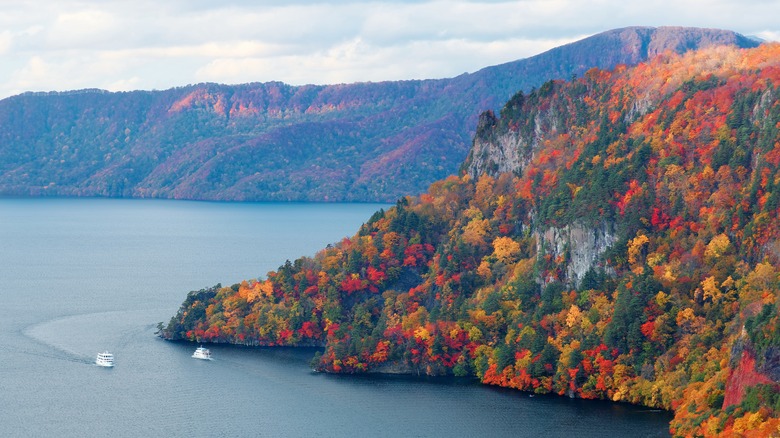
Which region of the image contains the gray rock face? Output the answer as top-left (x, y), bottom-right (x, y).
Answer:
top-left (535, 222), bottom-right (616, 288)
top-left (467, 119), bottom-right (532, 178)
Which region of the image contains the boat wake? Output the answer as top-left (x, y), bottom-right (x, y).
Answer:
top-left (0, 341), bottom-right (93, 365)
top-left (21, 308), bottom-right (168, 367)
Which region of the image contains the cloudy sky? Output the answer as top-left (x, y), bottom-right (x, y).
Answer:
top-left (1, 0), bottom-right (778, 99)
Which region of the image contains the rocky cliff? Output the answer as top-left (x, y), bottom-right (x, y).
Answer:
top-left (535, 222), bottom-right (617, 288)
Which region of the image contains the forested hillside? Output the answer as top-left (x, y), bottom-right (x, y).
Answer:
top-left (0, 27), bottom-right (757, 202)
top-left (162, 43), bottom-right (780, 436)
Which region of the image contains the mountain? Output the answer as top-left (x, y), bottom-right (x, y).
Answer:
top-left (161, 43), bottom-right (780, 435)
top-left (0, 27), bottom-right (759, 202)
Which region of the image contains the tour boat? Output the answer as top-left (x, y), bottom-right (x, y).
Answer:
top-left (192, 346), bottom-right (212, 360)
top-left (95, 351), bottom-right (114, 367)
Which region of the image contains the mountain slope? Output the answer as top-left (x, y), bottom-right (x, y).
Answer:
top-left (162, 43), bottom-right (780, 435)
top-left (0, 27), bottom-right (759, 202)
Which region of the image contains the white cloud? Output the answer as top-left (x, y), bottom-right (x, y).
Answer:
top-left (193, 35), bottom-right (582, 86)
top-left (0, 31), bottom-right (12, 55)
top-left (11, 56), bottom-right (56, 90)
top-left (755, 31), bottom-right (780, 42)
top-left (105, 76), bottom-right (141, 92)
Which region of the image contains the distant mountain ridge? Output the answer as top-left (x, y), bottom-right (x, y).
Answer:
top-left (0, 26), bottom-right (759, 202)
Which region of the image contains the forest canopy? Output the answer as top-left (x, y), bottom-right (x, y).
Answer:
top-left (162, 44), bottom-right (780, 436)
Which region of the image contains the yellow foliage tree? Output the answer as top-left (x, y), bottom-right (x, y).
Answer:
top-left (402, 306), bottom-right (429, 331)
top-left (462, 218), bottom-right (490, 247)
top-left (741, 261), bottom-right (780, 304)
top-left (259, 279), bottom-right (274, 298)
top-left (468, 325), bottom-right (483, 342)
top-left (566, 304), bottom-right (582, 328)
top-left (492, 236), bottom-right (521, 264)
top-left (414, 326), bottom-right (431, 342)
top-left (477, 259), bottom-right (492, 279)
top-left (704, 233), bottom-right (730, 259)
top-left (701, 276), bottom-right (721, 303)
top-left (628, 233), bottom-right (650, 272)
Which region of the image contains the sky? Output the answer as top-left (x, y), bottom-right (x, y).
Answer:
top-left (1, 0), bottom-right (778, 100)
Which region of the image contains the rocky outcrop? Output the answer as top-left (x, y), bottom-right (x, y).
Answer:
top-left (535, 222), bottom-right (617, 287)
top-left (466, 111), bottom-right (531, 178)
top-left (465, 84), bottom-right (568, 179)
top-left (463, 27), bottom-right (760, 181)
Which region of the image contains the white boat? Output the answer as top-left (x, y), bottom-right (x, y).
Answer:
top-left (192, 346), bottom-right (212, 360)
top-left (96, 351), bottom-right (114, 367)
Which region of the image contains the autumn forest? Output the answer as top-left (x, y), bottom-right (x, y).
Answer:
top-left (161, 44), bottom-right (780, 436)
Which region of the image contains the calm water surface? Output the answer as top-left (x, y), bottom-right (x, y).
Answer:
top-left (0, 198), bottom-right (671, 437)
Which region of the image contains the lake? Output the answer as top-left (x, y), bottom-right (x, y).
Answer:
top-left (0, 198), bottom-right (672, 437)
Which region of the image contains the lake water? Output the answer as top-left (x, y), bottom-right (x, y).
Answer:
top-left (0, 198), bottom-right (672, 437)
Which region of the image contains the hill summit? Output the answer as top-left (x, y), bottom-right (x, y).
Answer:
top-left (0, 27), bottom-right (758, 202)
